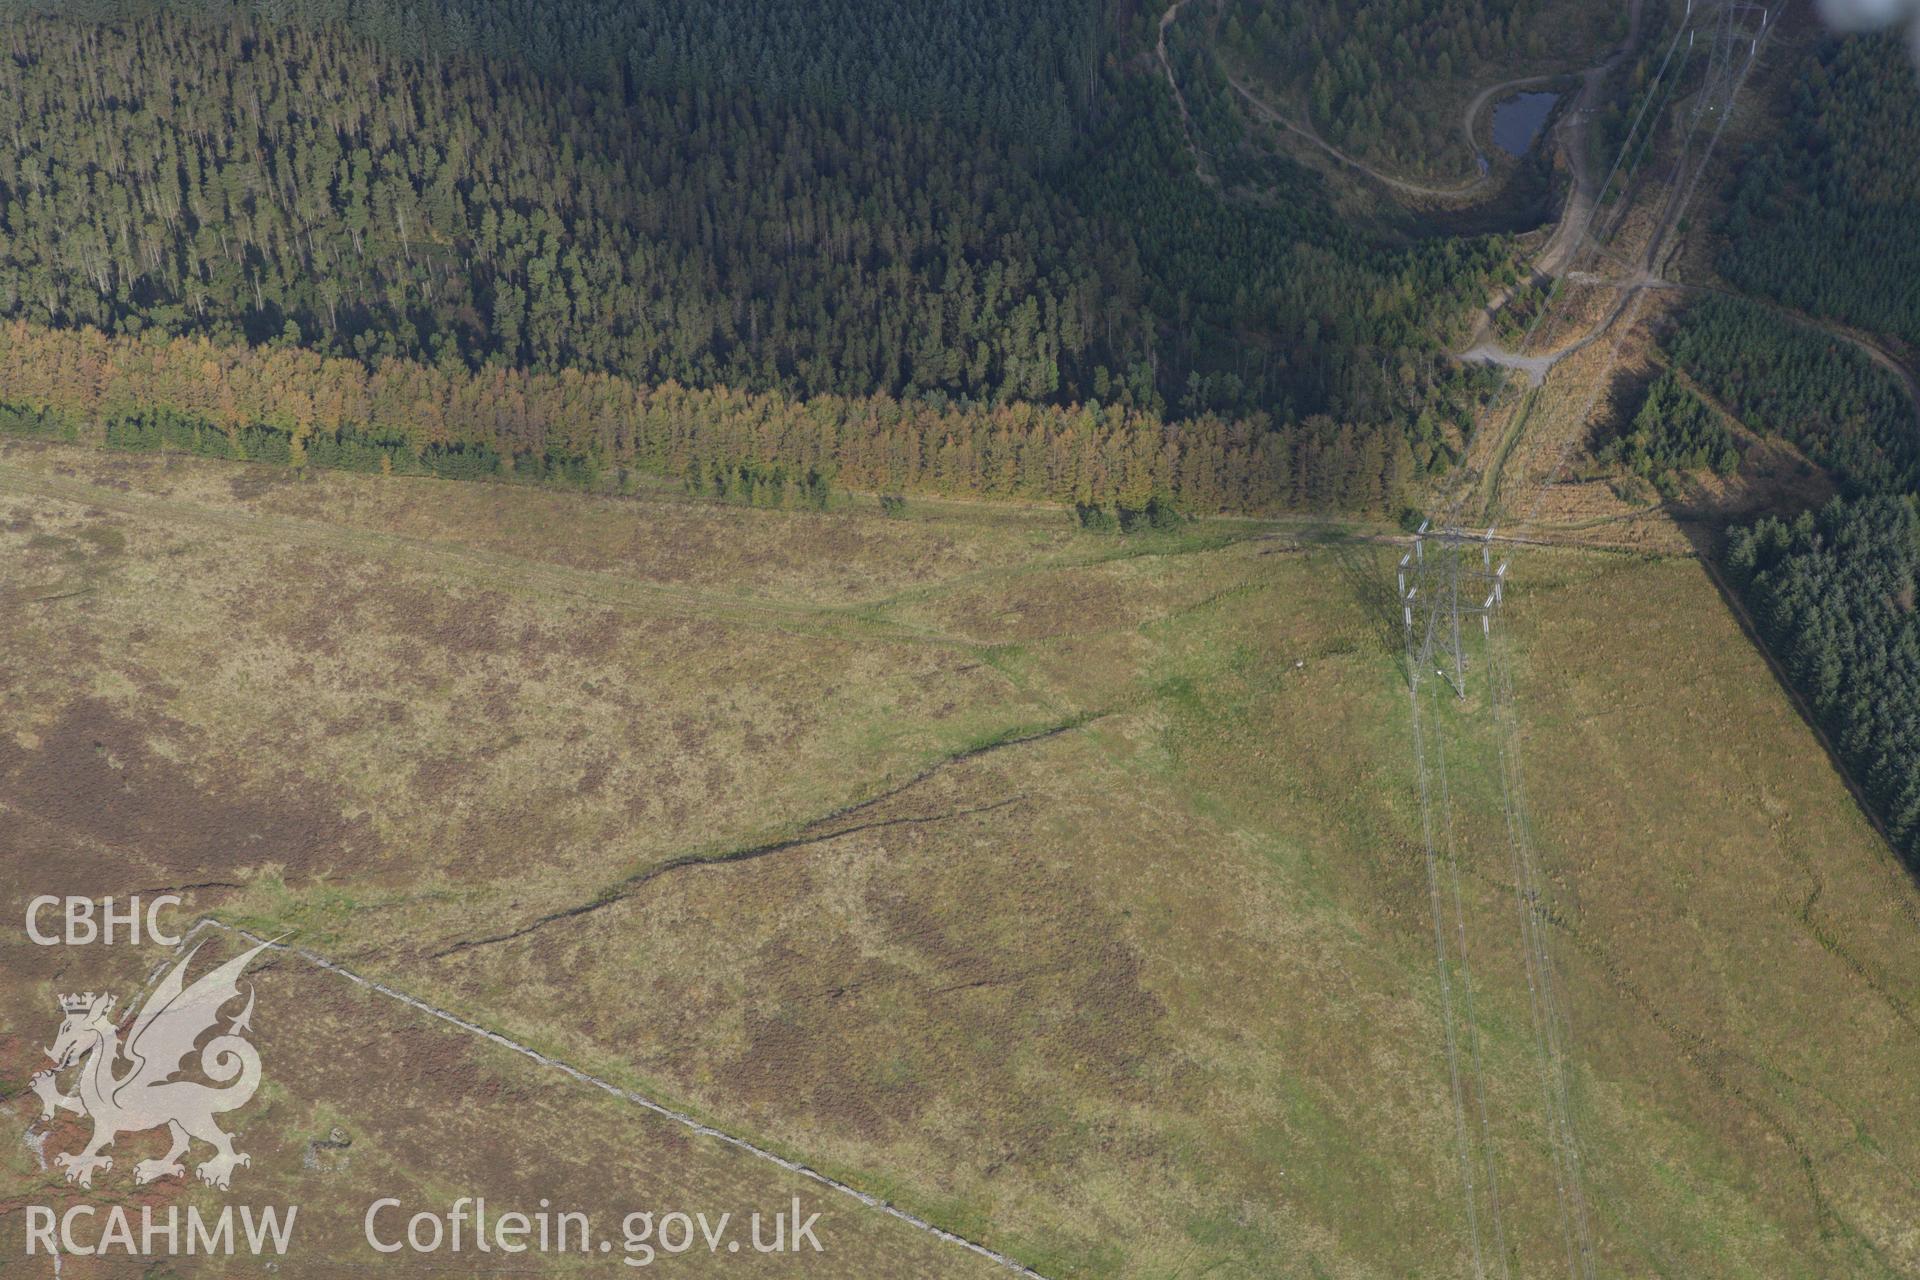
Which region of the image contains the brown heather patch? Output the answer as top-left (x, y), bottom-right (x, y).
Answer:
top-left (0, 697), bottom-right (379, 881)
top-left (226, 465), bottom-right (298, 502)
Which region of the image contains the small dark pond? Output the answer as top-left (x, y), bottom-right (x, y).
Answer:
top-left (1491, 91), bottom-right (1559, 157)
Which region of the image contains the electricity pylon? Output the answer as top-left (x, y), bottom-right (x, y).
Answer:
top-left (1401, 523), bottom-right (1509, 698)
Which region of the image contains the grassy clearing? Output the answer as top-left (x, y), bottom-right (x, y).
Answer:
top-left (2, 441), bottom-right (1916, 1275)
top-left (1493, 550), bottom-right (1920, 1276)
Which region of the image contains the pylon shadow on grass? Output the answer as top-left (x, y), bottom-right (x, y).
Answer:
top-left (1325, 536), bottom-right (1409, 669)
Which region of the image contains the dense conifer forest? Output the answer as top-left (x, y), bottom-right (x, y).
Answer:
top-left (1215, 0), bottom-right (1584, 174)
top-left (1727, 496), bottom-right (1920, 866)
top-left (1666, 295), bottom-right (1918, 497)
top-left (1718, 31), bottom-right (1920, 349)
top-left (0, 0), bottom-right (1106, 149)
top-left (0, 7), bottom-right (1517, 517)
top-left (0, 16), bottom-right (1133, 405)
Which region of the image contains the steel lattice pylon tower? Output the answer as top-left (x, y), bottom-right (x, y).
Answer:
top-left (1400, 522), bottom-right (1508, 698)
top-left (1394, 7), bottom-right (1782, 1275)
top-left (1699, 2), bottom-right (1773, 121)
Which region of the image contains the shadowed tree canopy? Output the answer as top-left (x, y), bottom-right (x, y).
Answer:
top-left (1718, 31), bottom-right (1920, 349)
top-left (0, 9), bottom-right (1514, 432)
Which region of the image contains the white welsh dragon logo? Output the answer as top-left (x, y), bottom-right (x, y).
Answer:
top-left (29, 940), bottom-right (271, 1191)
